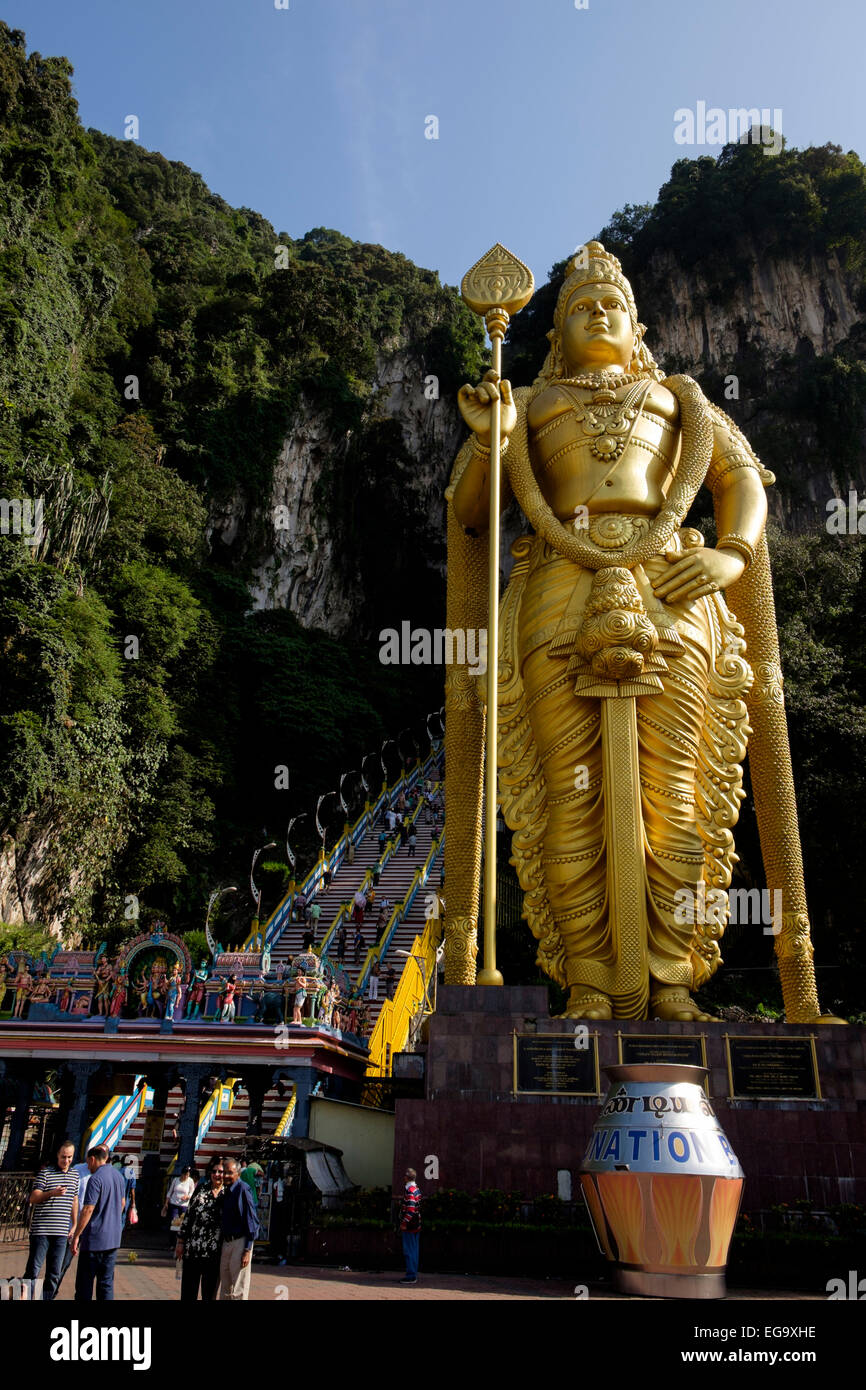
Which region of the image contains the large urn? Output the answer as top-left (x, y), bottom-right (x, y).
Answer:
top-left (579, 1063), bottom-right (744, 1299)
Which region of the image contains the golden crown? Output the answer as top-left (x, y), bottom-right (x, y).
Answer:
top-left (554, 241), bottom-right (638, 330)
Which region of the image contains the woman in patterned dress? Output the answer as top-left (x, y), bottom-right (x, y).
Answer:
top-left (175, 1155), bottom-right (226, 1301)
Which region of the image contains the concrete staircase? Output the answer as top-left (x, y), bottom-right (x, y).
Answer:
top-left (268, 799), bottom-right (442, 1035)
top-left (120, 1084), bottom-right (291, 1169)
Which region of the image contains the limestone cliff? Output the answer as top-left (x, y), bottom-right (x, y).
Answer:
top-left (634, 245), bottom-right (866, 534)
top-left (209, 347), bottom-right (464, 637)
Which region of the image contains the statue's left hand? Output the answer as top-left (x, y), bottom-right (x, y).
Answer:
top-left (651, 546), bottom-right (745, 604)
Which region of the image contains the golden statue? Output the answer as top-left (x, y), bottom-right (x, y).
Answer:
top-left (444, 241), bottom-right (827, 1024)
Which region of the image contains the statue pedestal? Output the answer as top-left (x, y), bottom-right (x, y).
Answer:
top-left (394, 987), bottom-right (866, 1211)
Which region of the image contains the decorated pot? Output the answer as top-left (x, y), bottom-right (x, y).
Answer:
top-left (579, 1063), bottom-right (744, 1299)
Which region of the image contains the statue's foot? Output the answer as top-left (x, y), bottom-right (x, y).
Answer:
top-left (650, 987), bottom-right (716, 1023)
top-left (559, 987), bottom-right (613, 1020)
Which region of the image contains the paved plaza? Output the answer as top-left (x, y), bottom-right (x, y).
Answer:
top-left (0, 1242), bottom-right (822, 1301)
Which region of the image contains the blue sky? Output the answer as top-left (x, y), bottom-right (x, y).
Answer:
top-left (6, 0), bottom-right (866, 289)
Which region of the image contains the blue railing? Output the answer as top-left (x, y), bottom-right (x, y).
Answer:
top-left (81, 1078), bottom-right (152, 1155)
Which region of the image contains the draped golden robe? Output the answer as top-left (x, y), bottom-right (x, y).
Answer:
top-left (499, 523), bottom-right (753, 1016)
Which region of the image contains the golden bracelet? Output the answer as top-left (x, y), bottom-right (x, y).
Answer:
top-left (473, 435), bottom-right (509, 459)
top-left (717, 533), bottom-right (756, 570)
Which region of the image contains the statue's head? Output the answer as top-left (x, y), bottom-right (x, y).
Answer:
top-left (538, 241), bottom-right (661, 383)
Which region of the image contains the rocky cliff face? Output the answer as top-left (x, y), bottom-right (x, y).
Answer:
top-left (208, 345), bottom-right (466, 637)
top-left (649, 247), bottom-right (861, 368)
top-left (640, 246), bottom-right (866, 533)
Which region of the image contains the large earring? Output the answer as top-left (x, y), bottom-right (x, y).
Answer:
top-left (628, 329), bottom-right (643, 374)
top-left (547, 329), bottom-right (564, 379)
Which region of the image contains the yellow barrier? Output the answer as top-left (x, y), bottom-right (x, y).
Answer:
top-left (273, 1087), bottom-right (297, 1137)
top-left (366, 916), bottom-right (440, 1078)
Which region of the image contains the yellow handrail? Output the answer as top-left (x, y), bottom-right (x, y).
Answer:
top-left (366, 916), bottom-right (439, 1077)
top-left (79, 1078), bottom-right (147, 1158)
top-left (273, 1087), bottom-right (297, 1137)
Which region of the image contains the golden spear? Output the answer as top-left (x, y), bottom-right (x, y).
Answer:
top-left (460, 244), bottom-right (534, 985)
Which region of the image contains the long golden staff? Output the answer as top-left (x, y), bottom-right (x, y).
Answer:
top-left (460, 245), bottom-right (534, 986)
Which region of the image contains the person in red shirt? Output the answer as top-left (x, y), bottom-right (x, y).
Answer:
top-left (398, 1168), bottom-right (421, 1285)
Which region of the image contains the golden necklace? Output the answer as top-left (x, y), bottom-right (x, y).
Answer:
top-left (561, 370), bottom-right (643, 391)
top-left (560, 378), bottom-right (653, 463)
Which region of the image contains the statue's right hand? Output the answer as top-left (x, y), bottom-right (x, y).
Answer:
top-left (457, 370), bottom-right (517, 446)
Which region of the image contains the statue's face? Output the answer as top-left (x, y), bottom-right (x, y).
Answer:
top-left (560, 280), bottom-right (634, 372)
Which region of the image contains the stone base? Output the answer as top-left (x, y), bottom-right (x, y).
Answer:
top-left (615, 1268), bottom-right (726, 1300)
top-left (394, 987), bottom-right (866, 1210)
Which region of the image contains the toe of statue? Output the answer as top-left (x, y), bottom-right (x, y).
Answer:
top-left (559, 989), bottom-right (613, 1021)
top-left (650, 990), bottom-right (717, 1023)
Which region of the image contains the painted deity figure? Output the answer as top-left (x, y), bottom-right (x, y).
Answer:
top-left (93, 956), bottom-right (114, 1015)
top-left (57, 975), bottom-right (76, 1012)
top-left (186, 962), bottom-right (209, 1020)
top-left (134, 973), bottom-right (149, 1017)
top-left (292, 935), bottom-right (322, 1022)
top-left (29, 973), bottom-right (53, 1006)
top-left (444, 241), bottom-right (825, 1024)
top-left (218, 974), bottom-right (240, 1023)
top-left (0, 962), bottom-right (9, 1012)
top-left (12, 962), bottom-right (33, 1017)
top-left (148, 958), bottom-right (168, 1017)
top-left (109, 970), bottom-right (128, 1017)
top-left (164, 963), bottom-right (183, 1021)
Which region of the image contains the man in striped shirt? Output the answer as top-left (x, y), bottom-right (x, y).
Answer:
top-left (24, 1140), bottom-right (80, 1300)
top-left (398, 1168), bottom-right (421, 1285)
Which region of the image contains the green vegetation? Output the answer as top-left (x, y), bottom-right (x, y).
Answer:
top-left (0, 24), bottom-right (482, 941)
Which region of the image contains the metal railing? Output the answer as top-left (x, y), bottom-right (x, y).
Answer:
top-left (0, 1174), bottom-right (32, 1242)
top-left (165, 1077), bottom-right (238, 1183)
top-left (354, 823), bottom-right (445, 993)
top-left (80, 1076), bottom-right (150, 1159)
